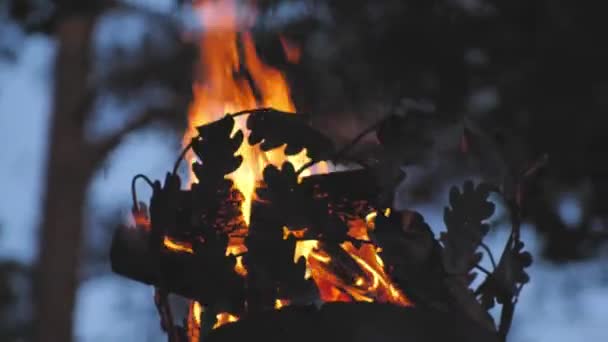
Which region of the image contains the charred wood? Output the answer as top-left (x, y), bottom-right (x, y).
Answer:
top-left (206, 303), bottom-right (500, 342)
top-left (110, 225), bottom-right (245, 311)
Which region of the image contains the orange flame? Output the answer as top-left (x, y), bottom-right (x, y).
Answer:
top-left (185, 0), bottom-right (328, 280)
top-left (183, 2), bottom-right (316, 336)
top-left (181, 2), bottom-right (409, 339)
top-left (293, 210), bottom-right (411, 306)
top-left (184, 0), bottom-right (317, 246)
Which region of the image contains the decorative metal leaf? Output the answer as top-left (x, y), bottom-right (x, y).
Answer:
top-left (441, 181), bottom-right (496, 277)
top-left (371, 209), bottom-right (446, 307)
top-left (246, 109), bottom-right (335, 161)
top-left (443, 276), bottom-right (497, 332)
top-left (149, 173), bottom-right (182, 248)
top-left (476, 237), bottom-right (533, 310)
top-left (192, 115), bottom-right (244, 182)
top-left (245, 163), bottom-right (320, 309)
top-left (255, 162), bottom-right (314, 229)
top-left (183, 115), bottom-right (248, 238)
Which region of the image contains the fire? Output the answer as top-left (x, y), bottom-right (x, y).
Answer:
top-left (178, 1), bottom-right (409, 339)
top-left (185, 0), bottom-right (326, 272)
top-left (184, 0), bottom-right (316, 243)
top-left (289, 211), bottom-right (409, 305)
top-left (182, 0), bottom-right (316, 336)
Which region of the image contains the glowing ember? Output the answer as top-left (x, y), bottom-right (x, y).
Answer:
top-left (341, 242), bottom-right (410, 306)
top-left (365, 211), bottom-right (378, 230)
top-left (187, 302), bottom-right (239, 336)
top-left (282, 226), bottom-right (308, 240)
top-left (213, 313), bottom-right (239, 329)
top-left (274, 298), bottom-right (290, 309)
top-left (163, 236), bottom-right (194, 254)
top-left (187, 301), bottom-right (202, 342)
top-left (290, 209), bottom-right (410, 306)
top-left (132, 210), bottom-right (150, 230)
top-left (234, 255), bottom-right (247, 276)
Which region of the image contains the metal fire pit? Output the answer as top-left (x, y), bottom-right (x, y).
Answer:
top-left (109, 109), bottom-right (529, 342)
top-left (206, 303), bottom-right (500, 342)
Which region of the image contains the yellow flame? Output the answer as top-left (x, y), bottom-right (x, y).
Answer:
top-left (184, 0), bottom-right (328, 274)
top-left (182, 0), bottom-right (410, 319)
top-left (292, 226), bottom-right (411, 306)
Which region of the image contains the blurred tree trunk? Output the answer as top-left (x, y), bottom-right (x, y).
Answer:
top-left (33, 15), bottom-right (96, 342)
top-left (31, 7), bottom-right (188, 339)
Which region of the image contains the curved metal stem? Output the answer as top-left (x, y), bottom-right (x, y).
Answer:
top-left (131, 174), bottom-right (154, 210)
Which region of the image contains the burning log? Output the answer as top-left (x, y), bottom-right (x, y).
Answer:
top-left (300, 168), bottom-right (382, 202)
top-left (110, 224), bottom-right (246, 309)
top-left (110, 168), bottom-right (382, 308)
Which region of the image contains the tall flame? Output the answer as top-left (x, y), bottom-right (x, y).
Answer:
top-left (183, 0), bottom-right (314, 334)
top-left (180, 0), bottom-right (409, 338)
top-left (184, 0), bottom-right (313, 227)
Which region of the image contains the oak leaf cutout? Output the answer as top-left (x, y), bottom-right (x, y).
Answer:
top-left (246, 109), bottom-right (335, 161)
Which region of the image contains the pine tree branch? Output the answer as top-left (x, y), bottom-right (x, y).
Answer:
top-left (90, 107), bottom-right (173, 167)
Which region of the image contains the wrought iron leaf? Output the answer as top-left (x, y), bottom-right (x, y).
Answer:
top-left (192, 115), bottom-right (244, 181)
top-left (443, 276), bottom-right (497, 332)
top-left (441, 181), bottom-right (496, 277)
top-left (476, 238), bottom-right (532, 310)
top-left (371, 209), bottom-right (446, 307)
top-left (244, 231), bottom-right (317, 308)
top-left (257, 162), bottom-right (299, 199)
top-left (255, 162), bottom-right (314, 228)
top-left (149, 173), bottom-right (182, 247)
top-left (246, 109), bottom-right (335, 161)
